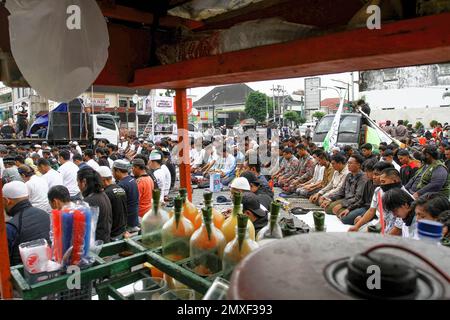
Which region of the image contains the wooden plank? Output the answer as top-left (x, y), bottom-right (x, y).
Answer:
top-left (175, 89), bottom-right (192, 202)
top-left (199, 0), bottom-right (362, 31)
top-left (0, 179), bottom-right (13, 299)
top-left (130, 13), bottom-right (450, 89)
top-left (98, 2), bottom-right (203, 29)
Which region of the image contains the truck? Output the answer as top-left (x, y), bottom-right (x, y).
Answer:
top-left (312, 111), bottom-right (397, 149)
top-left (0, 99), bottom-right (119, 146)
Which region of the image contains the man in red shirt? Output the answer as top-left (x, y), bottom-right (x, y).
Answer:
top-left (132, 158), bottom-right (154, 218)
top-left (397, 149), bottom-right (419, 186)
top-left (432, 123), bottom-right (443, 140)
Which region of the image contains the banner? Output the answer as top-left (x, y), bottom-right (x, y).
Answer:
top-left (149, 96), bottom-right (193, 114)
top-left (154, 96), bottom-right (174, 114)
top-left (323, 89), bottom-right (347, 152)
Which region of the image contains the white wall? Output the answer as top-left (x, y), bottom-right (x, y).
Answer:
top-left (361, 87), bottom-right (450, 126)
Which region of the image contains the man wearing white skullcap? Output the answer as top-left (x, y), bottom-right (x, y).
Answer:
top-left (4, 181), bottom-right (51, 265)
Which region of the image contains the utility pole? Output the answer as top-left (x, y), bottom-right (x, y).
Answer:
top-left (272, 85), bottom-right (276, 123)
top-left (351, 72), bottom-right (355, 101)
top-left (91, 85), bottom-right (94, 115)
top-left (126, 97), bottom-right (130, 132)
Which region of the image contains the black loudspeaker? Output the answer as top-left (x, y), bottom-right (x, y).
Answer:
top-left (47, 112), bottom-right (83, 141)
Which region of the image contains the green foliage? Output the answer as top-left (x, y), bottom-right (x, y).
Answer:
top-left (284, 111), bottom-right (306, 125)
top-left (430, 120), bottom-right (438, 128)
top-left (164, 89), bottom-right (175, 97)
top-left (312, 111), bottom-right (326, 120)
top-left (245, 91), bottom-right (273, 123)
top-left (403, 120), bottom-right (409, 126)
top-left (415, 121), bottom-right (423, 130)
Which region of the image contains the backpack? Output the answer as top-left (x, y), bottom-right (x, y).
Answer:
top-left (147, 169), bottom-right (158, 187)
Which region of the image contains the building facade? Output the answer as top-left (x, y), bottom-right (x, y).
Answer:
top-left (193, 84), bottom-right (254, 128)
top-left (360, 63), bottom-right (450, 127)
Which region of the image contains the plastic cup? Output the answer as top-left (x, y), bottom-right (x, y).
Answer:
top-left (19, 239), bottom-right (50, 273)
top-left (313, 211), bottom-right (325, 232)
top-left (133, 277), bottom-right (167, 300)
top-left (202, 277), bottom-right (230, 300)
top-left (159, 289), bottom-right (195, 300)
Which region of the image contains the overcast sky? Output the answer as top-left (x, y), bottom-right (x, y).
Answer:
top-left (187, 71), bottom-right (360, 102)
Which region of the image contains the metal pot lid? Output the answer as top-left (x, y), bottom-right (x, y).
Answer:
top-left (228, 233), bottom-right (450, 300)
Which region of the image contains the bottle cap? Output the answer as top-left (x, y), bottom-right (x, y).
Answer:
top-left (174, 196), bottom-right (183, 212)
top-left (203, 192), bottom-right (213, 202)
top-left (152, 189), bottom-right (161, 202)
top-left (233, 192), bottom-right (243, 206)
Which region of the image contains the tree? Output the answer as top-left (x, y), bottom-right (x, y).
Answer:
top-left (403, 120), bottom-right (409, 126)
top-left (283, 111), bottom-right (299, 125)
top-left (415, 121), bottom-right (423, 130)
top-left (284, 111), bottom-right (306, 125)
top-left (245, 91), bottom-right (273, 123)
top-left (312, 111), bottom-right (326, 120)
top-left (430, 120), bottom-right (438, 128)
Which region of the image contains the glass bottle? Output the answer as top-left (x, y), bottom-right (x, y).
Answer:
top-left (256, 202), bottom-right (283, 245)
top-left (221, 192), bottom-right (255, 243)
top-left (141, 189), bottom-right (169, 249)
top-left (194, 192), bottom-right (225, 230)
top-left (179, 188), bottom-right (198, 225)
top-left (162, 196), bottom-right (194, 262)
top-left (222, 214), bottom-right (259, 280)
top-left (190, 207), bottom-right (226, 276)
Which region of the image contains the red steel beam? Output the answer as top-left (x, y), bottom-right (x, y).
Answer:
top-left (131, 13), bottom-right (450, 89)
top-left (175, 89), bottom-right (192, 201)
top-left (0, 179), bottom-right (13, 299)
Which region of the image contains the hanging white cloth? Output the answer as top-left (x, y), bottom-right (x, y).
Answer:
top-left (6, 0), bottom-right (109, 102)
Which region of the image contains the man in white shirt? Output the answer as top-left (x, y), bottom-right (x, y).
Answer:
top-left (83, 149), bottom-right (100, 171)
top-left (18, 165), bottom-right (51, 212)
top-left (382, 149), bottom-right (401, 172)
top-left (71, 141), bottom-right (82, 155)
top-left (118, 137), bottom-right (129, 150)
top-left (211, 147), bottom-right (236, 185)
top-left (37, 158), bottom-right (63, 190)
top-left (310, 153), bottom-right (349, 206)
top-left (58, 149), bottom-right (81, 201)
top-left (0, 146), bottom-right (7, 177)
top-left (35, 144), bottom-right (43, 157)
top-left (149, 151), bottom-right (171, 202)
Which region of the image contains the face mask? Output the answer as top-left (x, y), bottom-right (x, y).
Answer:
top-left (381, 182), bottom-right (402, 192)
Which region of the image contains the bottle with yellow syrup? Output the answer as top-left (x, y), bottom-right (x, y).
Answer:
top-left (189, 207), bottom-right (226, 276)
top-left (161, 195), bottom-right (193, 290)
top-left (221, 192), bottom-right (255, 243)
top-left (222, 214), bottom-right (259, 280)
top-left (161, 196), bottom-right (194, 262)
top-left (179, 188), bottom-right (198, 225)
top-left (141, 189), bottom-right (169, 249)
top-left (256, 201), bottom-right (283, 246)
top-left (193, 192), bottom-right (225, 230)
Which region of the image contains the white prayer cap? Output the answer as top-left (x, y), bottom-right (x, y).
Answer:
top-left (97, 166), bottom-right (113, 178)
top-left (3, 181), bottom-right (29, 199)
top-left (230, 177), bottom-right (251, 191)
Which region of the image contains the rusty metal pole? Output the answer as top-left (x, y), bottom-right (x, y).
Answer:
top-left (175, 89), bottom-right (192, 201)
top-left (0, 179), bottom-right (13, 299)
